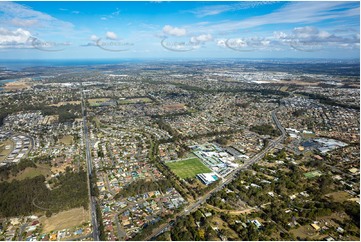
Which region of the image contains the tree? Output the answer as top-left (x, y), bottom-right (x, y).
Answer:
top-left (318, 174), bottom-right (333, 194)
top-left (0, 170), bottom-right (88, 217)
top-left (344, 202), bottom-right (360, 227)
top-left (247, 224), bottom-right (259, 241)
top-left (250, 124), bottom-right (280, 137)
top-left (46, 210), bottom-right (52, 217)
top-left (193, 210), bottom-right (203, 222)
top-left (205, 226), bottom-right (218, 240)
top-left (215, 136), bottom-right (231, 145)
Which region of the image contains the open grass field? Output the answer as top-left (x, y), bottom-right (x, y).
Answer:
top-left (88, 98), bottom-right (111, 107)
top-left (206, 204), bottom-right (256, 215)
top-left (290, 212), bottom-right (354, 240)
top-left (290, 224), bottom-right (327, 240)
top-left (59, 135), bottom-right (74, 145)
top-left (280, 86), bottom-right (289, 92)
top-left (50, 101), bottom-right (81, 107)
top-left (0, 139), bottom-right (13, 162)
top-left (166, 157), bottom-right (211, 179)
top-left (304, 170), bottom-right (322, 179)
top-left (92, 117), bottom-right (101, 129)
top-left (40, 207), bottom-right (89, 233)
top-left (325, 191), bottom-right (352, 202)
top-left (302, 133), bottom-right (316, 139)
top-left (10, 163), bottom-right (51, 181)
top-left (118, 97), bottom-right (152, 105)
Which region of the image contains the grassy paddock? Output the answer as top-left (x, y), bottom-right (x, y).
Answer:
top-left (0, 139), bottom-right (14, 162)
top-left (59, 135), bottom-right (74, 145)
top-left (8, 163), bottom-right (51, 182)
top-left (50, 101), bottom-right (81, 107)
top-left (88, 98), bottom-right (111, 106)
top-left (118, 97), bottom-right (152, 105)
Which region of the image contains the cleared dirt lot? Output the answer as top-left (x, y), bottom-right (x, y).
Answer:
top-left (3, 81), bottom-right (31, 91)
top-left (40, 207), bottom-right (89, 233)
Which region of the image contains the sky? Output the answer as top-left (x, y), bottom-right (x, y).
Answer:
top-left (0, 1), bottom-right (359, 60)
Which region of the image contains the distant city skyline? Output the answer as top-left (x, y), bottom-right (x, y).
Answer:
top-left (0, 1), bottom-right (359, 59)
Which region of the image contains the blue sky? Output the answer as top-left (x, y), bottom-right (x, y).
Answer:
top-left (0, 1), bottom-right (359, 59)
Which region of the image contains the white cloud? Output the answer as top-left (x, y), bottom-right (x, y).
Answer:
top-left (216, 39), bottom-right (226, 47)
top-left (217, 25), bottom-right (359, 52)
top-left (162, 25), bottom-right (187, 37)
top-left (318, 31), bottom-right (331, 39)
top-left (100, 8), bottom-right (121, 21)
top-left (231, 39), bottom-right (248, 48)
top-left (56, 8), bottom-right (79, 14)
top-left (0, 2), bottom-right (74, 30)
top-left (106, 31), bottom-right (117, 40)
top-left (189, 2), bottom-right (277, 18)
top-left (10, 18), bottom-right (38, 27)
top-left (273, 31), bottom-right (287, 39)
top-left (274, 26), bottom-right (360, 50)
top-left (112, 9), bottom-right (121, 16)
top-left (190, 34), bottom-right (213, 43)
top-left (0, 28), bottom-right (32, 48)
top-left (90, 35), bottom-right (99, 41)
top-left (185, 2), bottom-right (359, 35)
top-left (293, 26), bottom-right (320, 38)
top-left (190, 5), bottom-right (234, 18)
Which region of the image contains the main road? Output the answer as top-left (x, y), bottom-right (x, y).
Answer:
top-left (145, 109), bottom-right (286, 240)
top-left (81, 90), bottom-right (100, 241)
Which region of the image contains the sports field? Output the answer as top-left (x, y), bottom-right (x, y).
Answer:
top-left (166, 157), bottom-right (211, 179)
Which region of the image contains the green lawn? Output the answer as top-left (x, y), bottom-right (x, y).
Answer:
top-left (304, 170), bottom-right (322, 179)
top-left (166, 158), bottom-right (211, 179)
top-left (118, 97), bottom-right (152, 105)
